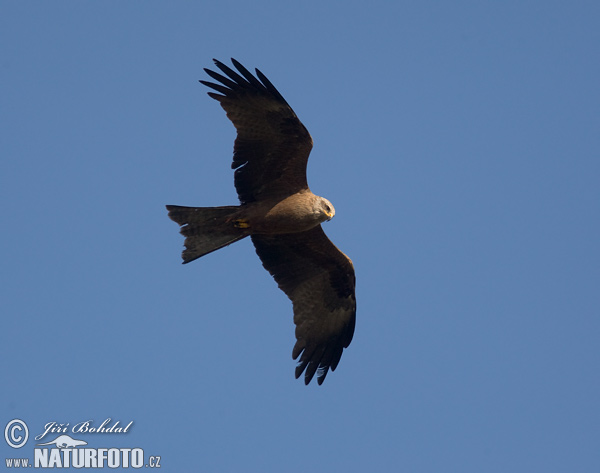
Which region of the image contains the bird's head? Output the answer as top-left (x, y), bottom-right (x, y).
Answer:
top-left (318, 197), bottom-right (335, 222)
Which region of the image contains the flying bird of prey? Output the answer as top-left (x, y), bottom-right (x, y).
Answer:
top-left (166, 59), bottom-right (356, 385)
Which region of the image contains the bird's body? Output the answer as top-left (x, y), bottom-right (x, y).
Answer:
top-left (245, 192), bottom-right (335, 234)
top-left (167, 59), bottom-right (355, 385)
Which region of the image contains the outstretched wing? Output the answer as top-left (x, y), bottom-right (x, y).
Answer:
top-left (251, 226), bottom-right (356, 385)
top-left (200, 58), bottom-right (313, 204)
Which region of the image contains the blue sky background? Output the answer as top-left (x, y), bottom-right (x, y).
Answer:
top-left (1, 1), bottom-right (599, 471)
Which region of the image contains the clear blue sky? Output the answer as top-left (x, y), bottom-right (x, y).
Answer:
top-left (1, 1), bottom-right (599, 471)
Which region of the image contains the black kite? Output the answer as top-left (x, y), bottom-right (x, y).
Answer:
top-left (166, 59), bottom-right (356, 385)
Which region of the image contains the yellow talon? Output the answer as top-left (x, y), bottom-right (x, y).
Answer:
top-left (233, 219), bottom-right (250, 229)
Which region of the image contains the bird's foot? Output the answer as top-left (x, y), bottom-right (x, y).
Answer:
top-left (233, 218), bottom-right (250, 229)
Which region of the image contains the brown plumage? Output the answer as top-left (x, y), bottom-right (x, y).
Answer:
top-left (166, 59), bottom-right (356, 385)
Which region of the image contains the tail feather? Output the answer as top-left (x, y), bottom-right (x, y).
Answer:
top-left (166, 205), bottom-right (247, 263)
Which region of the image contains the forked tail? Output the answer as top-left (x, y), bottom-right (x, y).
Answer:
top-left (166, 205), bottom-right (248, 263)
